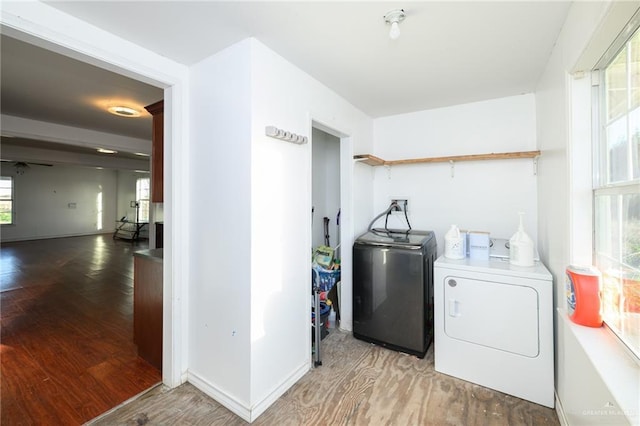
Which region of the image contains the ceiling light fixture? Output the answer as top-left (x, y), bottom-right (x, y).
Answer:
top-left (97, 148), bottom-right (118, 154)
top-left (107, 105), bottom-right (141, 117)
top-left (384, 9), bottom-right (406, 40)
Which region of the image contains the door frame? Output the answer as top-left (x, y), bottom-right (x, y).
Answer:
top-left (1, 3), bottom-right (189, 388)
top-left (309, 119), bottom-right (354, 335)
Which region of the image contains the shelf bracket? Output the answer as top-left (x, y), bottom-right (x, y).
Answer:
top-left (533, 157), bottom-right (538, 176)
top-left (450, 160), bottom-right (455, 178)
top-left (384, 165), bottom-right (392, 179)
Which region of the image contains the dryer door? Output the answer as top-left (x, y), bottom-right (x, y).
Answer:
top-left (443, 276), bottom-right (539, 357)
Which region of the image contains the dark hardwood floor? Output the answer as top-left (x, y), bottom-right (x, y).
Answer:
top-left (1, 234), bottom-right (161, 425)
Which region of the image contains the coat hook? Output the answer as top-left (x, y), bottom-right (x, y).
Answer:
top-left (450, 160), bottom-right (455, 178)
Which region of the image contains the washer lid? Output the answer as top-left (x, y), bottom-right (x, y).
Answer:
top-left (355, 229), bottom-right (434, 248)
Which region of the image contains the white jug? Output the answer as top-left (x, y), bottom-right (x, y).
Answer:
top-left (444, 225), bottom-right (465, 259)
top-left (509, 213), bottom-right (534, 266)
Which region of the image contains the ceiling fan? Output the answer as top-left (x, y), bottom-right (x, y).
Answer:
top-left (0, 159), bottom-right (53, 175)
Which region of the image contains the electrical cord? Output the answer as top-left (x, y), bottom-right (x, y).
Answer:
top-left (368, 200), bottom-right (411, 233)
top-left (404, 203), bottom-right (411, 230)
top-left (367, 201), bottom-right (398, 232)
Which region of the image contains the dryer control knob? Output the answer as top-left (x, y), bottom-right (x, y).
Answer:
top-left (448, 279), bottom-right (457, 287)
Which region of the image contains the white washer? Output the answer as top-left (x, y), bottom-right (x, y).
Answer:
top-left (434, 255), bottom-right (554, 408)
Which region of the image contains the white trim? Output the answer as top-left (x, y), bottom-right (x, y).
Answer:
top-left (0, 2), bottom-right (184, 87)
top-left (163, 81), bottom-right (191, 387)
top-left (559, 311), bottom-right (640, 425)
top-left (249, 362), bottom-right (309, 421)
top-left (187, 370), bottom-right (251, 422)
top-left (572, 2), bottom-right (640, 73)
top-left (567, 73), bottom-right (594, 266)
top-left (1, 230), bottom-right (113, 243)
top-left (591, 6), bottom-right (640, 71)
top-left (187, 362), bottom-right (308, 423)
top-left (309, 116), bottom-right (355, 336)
top-left (0, 1), bottom-right (189, 390)
top-left (339, 134), bottom-right (354, 332)
top-left (555, 391), bottom-right (569, 426)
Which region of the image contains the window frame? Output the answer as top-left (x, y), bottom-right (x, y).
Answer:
top-left (136, 176), bottom-right (150, 223)
top-left (0, 176), bottom-right (15, 226)
top-left (593, 22), bottom-right (640, 361)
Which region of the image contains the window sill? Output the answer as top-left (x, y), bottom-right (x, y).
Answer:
top-left (559, 310), bottom-right (639, 423)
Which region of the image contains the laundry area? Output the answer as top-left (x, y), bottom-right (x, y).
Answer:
top-left (335, 89), bottom-right (566, 410)
top-left (351, 203), bottom-right (554, 408)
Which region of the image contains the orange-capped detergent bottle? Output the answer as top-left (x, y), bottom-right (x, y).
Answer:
top-left (566, 265), bottom-right (603, 327)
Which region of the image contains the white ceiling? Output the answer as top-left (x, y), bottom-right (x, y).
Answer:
top-left (1, 35), bottom-right (162, 140)
top-left (0, 34), bottom-right (162, 168)
top-left (46, 1), bottom-right (572, 117)
top-left (1, 1), bottom-right (572, 167)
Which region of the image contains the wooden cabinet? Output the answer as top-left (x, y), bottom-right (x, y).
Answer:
top-left (145, 100), bottom-right (164, 203)
top-left (133, 249), bottom-right (163, 371)
top-left (155, 222), bottom-right (164, 249)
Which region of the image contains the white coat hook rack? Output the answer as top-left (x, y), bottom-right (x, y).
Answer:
top-left (265, 126), bottom-right (308, 144)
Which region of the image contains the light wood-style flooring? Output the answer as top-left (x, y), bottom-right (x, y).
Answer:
top-left (1, 235), bottom-right (161, 425)
top-left (91, 329), bottom-right (560, 425)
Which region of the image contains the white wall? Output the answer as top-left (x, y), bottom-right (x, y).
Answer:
top-left (187, 39), bottom-right (253, 409)
top-left (373, 94), bottom-right (538, 254)
top-left (1, 164), bottom-right (117, 242)
top-left (312, 127), bottom-right (341, 250)
top-left (187, 38), bottom-right (374, 422)
top-left (536, 2), bottom-right (640, 425)
top-left (249, 38), bottom-right (373, 420)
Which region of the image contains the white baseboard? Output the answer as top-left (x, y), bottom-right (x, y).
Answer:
top-left (1, 230), bottom-right (113, 243)
top-left (339, 319), bottom-right (353, 332)
top-left (187, 371), bottom-right (252, 422)
top-left (187, 362), bottom-right (309, 423)
top-left (249, 362), bottom-right (309, 421)
top-left (555, 391), bottom-right (569, 426)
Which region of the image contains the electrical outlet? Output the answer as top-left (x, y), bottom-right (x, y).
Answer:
top-left (391, 198), bottom-right (408, 214)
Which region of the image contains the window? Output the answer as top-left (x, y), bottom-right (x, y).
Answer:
top-left (136, 177), bottom-right (150, 223)
top-left (0, 177), bottom-right (14, 225)
top-left (595, 26), bottom-right (640, 359)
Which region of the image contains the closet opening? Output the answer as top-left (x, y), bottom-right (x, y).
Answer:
top-left (311, 125), bottom-right (343, 366)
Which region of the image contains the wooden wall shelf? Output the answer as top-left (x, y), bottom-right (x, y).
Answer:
top-left (354, 150), bottom-right (540, 167)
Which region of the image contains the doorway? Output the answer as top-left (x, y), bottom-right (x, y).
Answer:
top-left (312, 128), bottom-right (341, 253)
top-left (0, 19), bottom-right (183, 424)
top-left (310, 124), bottom-right (347, 363)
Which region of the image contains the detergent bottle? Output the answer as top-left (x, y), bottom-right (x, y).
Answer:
top-left (444, 225), bottom-right (465, 259)
top-left (566, 265), bottom-right (603, 327)
top-left (509, 212), bottom-right (535, 267)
